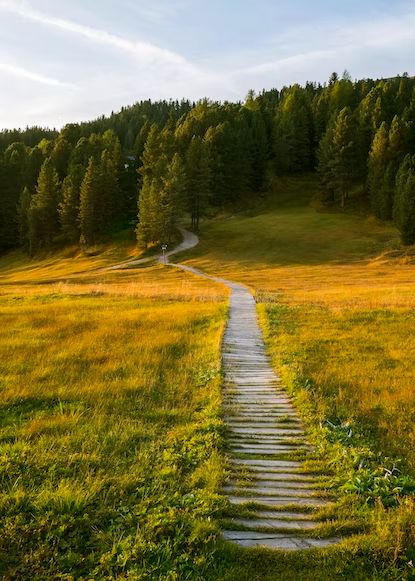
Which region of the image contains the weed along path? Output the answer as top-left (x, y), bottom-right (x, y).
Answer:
top-left (143, 229), bottom-right (341, 550)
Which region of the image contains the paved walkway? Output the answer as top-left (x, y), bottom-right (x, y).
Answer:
top-left (116, 229), bottom-right (340, 550)
top-left (106, 228), bottom-right (198, 270)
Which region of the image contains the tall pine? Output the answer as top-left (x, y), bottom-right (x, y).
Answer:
top-left (393, 155), bottom-right (415, 245)
top-left (79, 157), bottom-right (102, 247)
top-left (28, 158), bottom-right (60, 253)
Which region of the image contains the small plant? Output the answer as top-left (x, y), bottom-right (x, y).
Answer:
top-left (342, 465), bottom-right (415, 507)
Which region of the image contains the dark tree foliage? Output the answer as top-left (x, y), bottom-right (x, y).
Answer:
top-left (393, 155), bottom-right (415, 244)
top-left (28, 158), bottom-right (60, 253)
top-left (1, 73), bottom-right (415, 253)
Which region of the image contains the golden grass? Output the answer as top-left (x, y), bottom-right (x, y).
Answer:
top-left (184, 175), bottom-right (415, 473)
top-left (0, 249), bottom-right (228, 577)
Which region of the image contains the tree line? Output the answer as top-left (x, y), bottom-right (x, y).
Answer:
top-left (1, 72), bottom-right (415, 253)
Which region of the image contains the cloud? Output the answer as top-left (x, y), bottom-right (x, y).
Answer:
top-left (0, 0), bottom-right (194, 69)
top-left (0, 61), bottom-right (75, 88)
top-left (226, 7), bottom-right (415, 88)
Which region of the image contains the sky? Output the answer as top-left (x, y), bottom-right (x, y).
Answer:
top-left (0, 0), bottom-right (414, 129)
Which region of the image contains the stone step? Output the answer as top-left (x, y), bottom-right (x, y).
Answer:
top-left (229, 433), bottom-right (306, 442)
top-left (222, 530), bottom-right (341, 550)
top-left (232, 471), bottom-right (319, 483)
top-left (230, 443), bottom-right (310, 452)
top-left (230, 479), bottom-right (320, 490)
top-left (223, 486), bottom-right (321, 498)
top-left (231, 448), bottom-right (307, 457)
top-left (253, 510), bottom-right (318, 520)
top-left (228, 495), bottom-right (330, 507)
top-left (229, 427), bottom-right (304, 436)
top-left (231, 458), bottom-right (302, 469)
top-left (226, 518), bottom-right (319, 531)
top-left (231, 438), bottom-right (301, 445)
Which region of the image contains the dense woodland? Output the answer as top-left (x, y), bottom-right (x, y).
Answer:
top-left (1, 72), bottom-right (415, 253)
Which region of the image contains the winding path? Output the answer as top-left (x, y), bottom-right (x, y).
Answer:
top-left (119, 229), bottom-right (340, 550)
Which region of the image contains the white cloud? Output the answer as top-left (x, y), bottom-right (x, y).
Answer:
top-left (0, 0), bottom-right (194, 69)
top-left (0, 61), bottom-right (75, 88)
top-left (0, 0), bottom-right (413, 129)
top-left (224, 7), bottom-right (415, 90)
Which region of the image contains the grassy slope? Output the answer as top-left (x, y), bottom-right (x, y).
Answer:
top-left (183, 175), bottom-right (415, 580)
top-left (0, 255), bottom-right (230, 579)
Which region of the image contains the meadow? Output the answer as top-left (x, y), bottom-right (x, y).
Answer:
top-left (0, 252), bottom-right (230, 579)
top-left (184, 176), bottom-right (415, 472)
top-left (1, 178), bottom-right (415, 579)
top-left (183, 176), bottom-right (415, 579)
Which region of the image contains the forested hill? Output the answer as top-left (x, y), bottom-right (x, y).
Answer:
top-left (1, 72), bottom-right (415, 254)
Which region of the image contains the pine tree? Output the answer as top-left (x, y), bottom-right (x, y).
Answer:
top-left (329, 107), bottom-right (359, 207)
top-left (100, 149), bottom-right (120, 232)
top-left (59, 164), bottom-right (85, 242)
top-left (273, 85), bottom-right (313, 174)
top-left (393, 155), bottom-right (415, 244)
top-left (50, 138), bottom-right (72, 181)
top-left (28, 157), bottom-right (60, 252)
top-left (17, 187), bottom-right (32, 250)
top-left (316, 124), bottom-right (336, 202)
top-left (139, 124), bottom-right (161, 182)
top-left (136, 177), bottom-right (161, 246)
top-left (79, 157), bottom-right (102, 247)
top-left (369, 116), bottom-right (407, 220)
top-left (186, 136), bottom-right (211, 230)
top-left (160, 153), bottom-right (187, 241)
top-left (0, 154), bottom-right (19, 249)
top-left (368, 122), bottom-right (390, 219)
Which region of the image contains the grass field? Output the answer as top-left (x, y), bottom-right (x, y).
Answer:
top-left (183, 175), bottom-right (415, 579)
top-left (0, 255), bottom-right (230, 579)
top-left (1, 176), bottom-right (415, 579)
top-left (184, 176), bottom-right (415, 471)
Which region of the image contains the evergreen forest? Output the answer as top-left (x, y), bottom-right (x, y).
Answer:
top-left (1, 71), bottom-right (415, 254)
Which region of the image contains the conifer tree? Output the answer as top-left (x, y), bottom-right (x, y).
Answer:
top-left (185, 136), bottom-right (211, 230)
top-left (139, 124), bottom-right (161, 182)
top-left (136, 176), bottom-right (161, 246)
top-left (28, 157), bottom-right (60, 252)
top-left (329, 107), bottom-right (359, 207)
top-left (316, 124), bottom-right (336, 202)
top-left (160, 153), bottom-right (187, 241)
top-left (59, 164), bottom-right (85, 242)
top-left (50, 138), bottom-right (72, 181)
top-left (17, 187), bottom-right (32, 250)
top-left (0, 153), bottom-right (20, 249)
top-left (393, 155), bottom-right (415, 244)
top-left (368, 122), bottom-right (390, 219)
top-left (79, 157), bottom-right (102, 247)
top-left (273, 85), bottom-right (313, 173)
top-left (100, 149), bottom-right (120, 231)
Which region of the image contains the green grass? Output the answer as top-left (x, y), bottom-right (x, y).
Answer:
top-left (1, 175), bottom-right (415, 579)
top-left (184, 175), bottom-right (415, 579)
top-left (0, 264), bottom-right (230, 579)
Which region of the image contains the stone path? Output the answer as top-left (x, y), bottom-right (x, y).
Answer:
top-left (118, 229), bottom-right (341, 550)
top-left (106, 227), bottom-right (198, 270)
top-left (218, 281), bottom-right (340, 549)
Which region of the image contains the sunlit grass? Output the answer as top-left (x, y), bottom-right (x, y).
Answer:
top-left (0, 254), bottom-right (229, 578)
top-left (185, 175), bottom-right (415, 473)
top-left (182, 175), bottom-right (415, 578)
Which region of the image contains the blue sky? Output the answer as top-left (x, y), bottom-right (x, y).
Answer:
top-left (0, 0), bottom-right (413, 129)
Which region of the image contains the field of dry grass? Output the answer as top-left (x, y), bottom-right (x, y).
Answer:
top-left (184, 176), bottom-right (415, 475)
top-left (1, 177), bottom-right (415, 578)
top-left (0, 251), bottom-right (229, 579)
